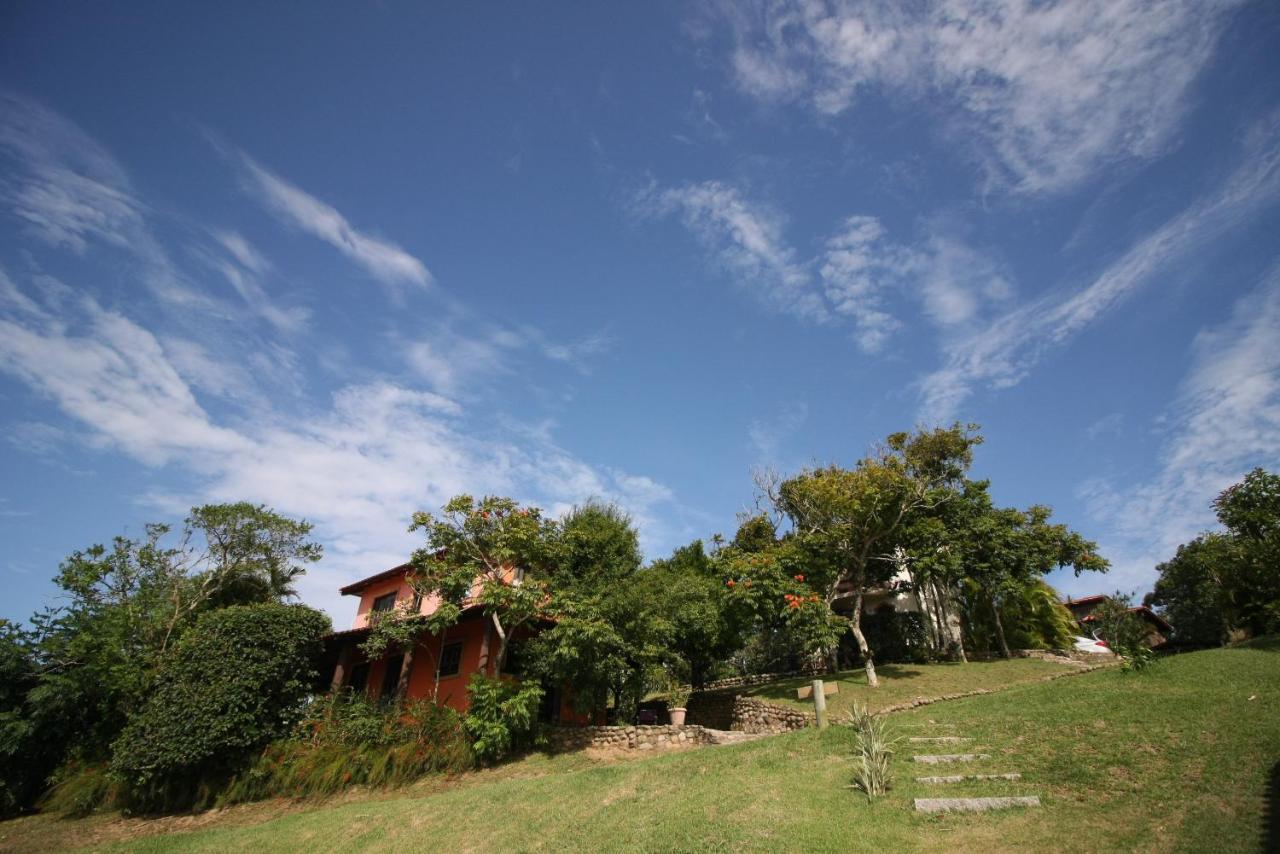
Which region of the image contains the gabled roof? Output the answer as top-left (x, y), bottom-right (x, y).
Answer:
top-left (339, 563), bottom-right (412, 596)
top-left (1064, 594), bottom-right (1109, 607)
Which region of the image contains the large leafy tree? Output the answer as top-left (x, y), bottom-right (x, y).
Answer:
top-left (110, 603), bottom-right (330, 810)
top-left (1148, 468), bottom-right (1280, 643)
top-left (958, 501), bottom-right (1107, 657)
top-left (408, 496), bottom-right (560, 677)
top-left (1146, 534), bottom-right (1237, 647)
top-left (524, 503), bottom-right (669, 719)
top-left (2, 504), bottom-right (321, 814)
top-left (642, 541), bottom-right (748, 689)
top-left (1212, 468), bottom-right (1280, 636)
top-left (764, 424), bottom-right (982, 686)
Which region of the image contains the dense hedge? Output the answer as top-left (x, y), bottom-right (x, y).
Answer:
top-left (109, 603), bottom-right (330, 810)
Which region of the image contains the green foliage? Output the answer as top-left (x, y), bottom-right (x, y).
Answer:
top-left (766, 424), bottom-right (983, 682)
top-left (1147, 534), bottom-right (1235, 647)
top-left (463, 675), bottom-right (544, 762)
top-left (663, 680), bottom-right (692, 709)
top-left (1147, 469), bottom-right (1280, 645)
top-left (644, 540), bottom-right (749, 688)
top-left (860, 607), bottom-right (931, 665)
top-left (720, 533), bottom-right (845, 672)
top-left (845, 703), bottom-right (899, 801)
top-left (557, 501), bottom-right (642, 590)
top-left (109, 603), bottom-right (330, 810)
top-left (39, 762), bottom-right (119, 818)
top-left (525, 591), bottom-right (658, 718)
top-left (1090, 593), bottom-right (1157, 673)
top-left (409, 495), bottom-right (559, 675)
top-left (965, 579), bottom-right (1078, 653)
top-left (219, 694), bottom-right (472, 804)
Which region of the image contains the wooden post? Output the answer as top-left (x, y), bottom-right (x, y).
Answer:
top-left (811, 679), bottom-right (828, 729)
top-left (330, 642), bottom-right (354, 692)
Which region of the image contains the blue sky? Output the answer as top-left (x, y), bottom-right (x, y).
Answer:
top-left (2, 1), bottom-right (1279, 626)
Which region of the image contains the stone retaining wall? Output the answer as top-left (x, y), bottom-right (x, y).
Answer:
top-left (732, 696), bottom-right (813, 733)
top-left (701, 670), bottom-right (810, 691)
top-left (546, 724), bottom-right (716, 751)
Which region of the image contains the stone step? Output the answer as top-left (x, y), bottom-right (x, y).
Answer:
top-left (912, 753), bottom-right (992, 764)
top-left (908, 736), bottom-right (971, 743)
top-left (915, 773), bottom-right (1022, 783)
top-left (914, 796), bottom-right (1040, 813)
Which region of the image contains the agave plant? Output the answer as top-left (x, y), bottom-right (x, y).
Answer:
top-left (846, 703), bottom-right (900, 801)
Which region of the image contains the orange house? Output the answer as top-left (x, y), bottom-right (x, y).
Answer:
top-left (322, 563), bottom-right (583, 724)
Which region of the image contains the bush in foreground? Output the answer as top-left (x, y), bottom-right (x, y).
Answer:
top-left (109, 603), bottom-right (330, 811)
top-left (220, 693), bottom-right (472, 804)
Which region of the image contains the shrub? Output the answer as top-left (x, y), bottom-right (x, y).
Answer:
top-left (463, 674), bottom-right (543, 762)
top-left (846, 703), bottom-right (899, 801)
top-left (109, 603), bottom-right (330, 811)
top-left (39, 762), bottom-right (120, 818)
top-left (219, 694), bottom-right (472, 804)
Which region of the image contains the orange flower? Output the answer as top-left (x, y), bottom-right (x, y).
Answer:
top-left (794, 574), bottom-right (805, 582)
top-left (726, 579), bottom-right (736, 587)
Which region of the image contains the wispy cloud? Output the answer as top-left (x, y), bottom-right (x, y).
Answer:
top-left (236, 151), bottom-right (433, 292)
top-left (200, 230), bottom-right (310, 334)
top-left (1071, 264), bottom-right (1280, 594)
top-left (638, 181), bottom-right (1010, 353)
top-left (918, 121), bottom-right (1280, 421)
top-left (633, 180), bottom-right (827, 322)
top-left (0, 91), bottom-right (207, 306)
top-left (748, 400), bottom-right (808, 461)
top-left (0, 273), bottom-right (672, 619)
top-left (709, 0), bottom-right (1243, 193)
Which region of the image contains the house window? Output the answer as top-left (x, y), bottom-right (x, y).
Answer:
top-left (438, 641), bottom-right (464, 677)
top-left (371, 591), bottom-right (398, 613)
top-left (380, 654), bottom-right (405, 699)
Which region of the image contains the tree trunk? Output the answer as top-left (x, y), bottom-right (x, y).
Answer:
top-left (395, 645), bottom-right (415, 700)
top-left (934, 581), bottom-right (967, 663)
top-left (850, 592), bottom-right (879, 687)
top-left (991, 595), bottom-right (1011, 659)
top-left (491, 613), bottom-right (509, 676)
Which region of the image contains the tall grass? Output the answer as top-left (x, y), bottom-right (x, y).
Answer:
top-left (845, 703), bottom-right (899, 801)
top-left (39, 762), bottom-right (121, 818)
top-left (218, 693), bottom-right (473, 805)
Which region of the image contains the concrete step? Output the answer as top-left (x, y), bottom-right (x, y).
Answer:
top-left (908, 736), bottom-right (971, 744)
top-left (914, 796), bottom-right (1040, 813)
top-left (912, 753), bottom-right (991, 764)
top-left (915, 773), bottom-right (1021, 783)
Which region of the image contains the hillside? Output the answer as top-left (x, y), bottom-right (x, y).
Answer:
top-left (3, 643), bottom-right (1276, 853)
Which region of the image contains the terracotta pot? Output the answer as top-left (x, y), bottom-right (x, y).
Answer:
top-left (669, 707), bottom-right (687, 727)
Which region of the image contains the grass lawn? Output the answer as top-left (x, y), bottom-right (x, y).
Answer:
top-left (736, 656), bottom-right (1082, 717)
top-left (3, 642), bottom-right (1276, 853)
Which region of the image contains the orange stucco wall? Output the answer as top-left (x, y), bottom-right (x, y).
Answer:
top-left (339, 565), bottom-right (593, 722)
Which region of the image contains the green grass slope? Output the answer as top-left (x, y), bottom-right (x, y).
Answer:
top-left (4, 643), bottom-right (1276, 853)
top-left (737, 656), bottom-right (1078, 716)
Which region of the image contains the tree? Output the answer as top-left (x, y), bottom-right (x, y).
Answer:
top-left (1147, 468), bottom-right (1280, 645)
top-left (556, 501), bottom-right (643, 592)
top-left (1212, 468), bottom-right (1280, 636)
top-left (765, 424), bottom-right (983, 686)
top-left (109, 603), bottom-right (330, 810)
top-left (192, 503), bottom-right (322, 607)
top-left (408, 496), bottom-right (559, 677)
top-left (957, 501), bottom-right (1106, 658)
top-left (1, 503), bottom-right (321, 814)
top-left (1146, 534), bottom-right (1236, 647)
top-left (527, 504), bottom-right (670, 720)
top-left (643, 541), bottom-right (747, 689)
